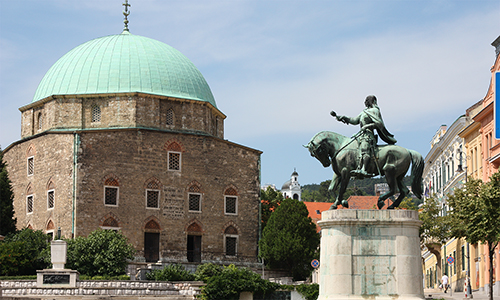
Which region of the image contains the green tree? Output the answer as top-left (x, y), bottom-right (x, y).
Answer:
top-left (259, 198), bottom-right (320, 280)
top-left (0, 149), bottom-right (17, 236)
top-left (1, 228), bottom-right (50, 275)
top-left (65, 229), bottom-right (135, 277)
top-left (447, 172), bottom-right (500, 300)
top-left (260, 186), bottom-right (284, 231)
top-left (418, 196), bottom-right (449, 278)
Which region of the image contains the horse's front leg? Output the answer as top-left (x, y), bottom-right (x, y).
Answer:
top-left (337, 168), bottom-right (350, 208)
top-left (328, 173), bottom-right (341, 209)
top-left (378, 165), bottom-right (397, 209)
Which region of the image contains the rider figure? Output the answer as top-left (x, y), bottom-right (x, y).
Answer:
top-left (331, 95), bottom-right (397, 177)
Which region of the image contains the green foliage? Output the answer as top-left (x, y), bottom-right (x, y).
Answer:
top-left (302, 176), bottom-right (413, 201)
top-left (0, 149), bottom-right (17, 236)
top-left (199, 264), bottom-right (280, 300)
top-left (295, 283), bottom-right (319, 300)
top-left (397, 196), bottom-right (416, 210)
top-left (146, 264), bottom-right (195, 281)
top-left (447, 172), bottom-right (500, 300)
top-left (419, 196), bottom-right (449, 245)
top-left (260, 186), bottom-right (284, 231)
top-left (194, 263), bottom-right (223, 282)
top-left (259, 198), bottom-right (320, 280)
top-left (65, 229), bottom-right (135, 277)
top-left (0, 228), bottom-right (50, 275)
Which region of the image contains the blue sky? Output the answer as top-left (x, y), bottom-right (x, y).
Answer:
top-left (0, 0), bottom-right (499, 188)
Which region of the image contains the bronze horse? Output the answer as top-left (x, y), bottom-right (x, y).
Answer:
top-left (305, 131), bottom-right (424, 209)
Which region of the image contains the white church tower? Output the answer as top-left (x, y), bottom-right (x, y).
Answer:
top-left (281, 169), bottom-right (302, 201)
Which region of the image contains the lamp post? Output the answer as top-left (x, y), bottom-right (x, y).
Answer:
top-left (457, 149), bottom-right (473, 298)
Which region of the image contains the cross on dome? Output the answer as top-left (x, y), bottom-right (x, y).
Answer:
top-left (123, 0), bottom-right (131, 31)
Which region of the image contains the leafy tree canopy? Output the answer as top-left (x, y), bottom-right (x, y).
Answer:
top-left (447, 172), bottom-right (500, 300)
top-left (259, 198), bottom-right (320, 280)
top-left (1, 228), bottom-right (50, 275)
top-left (0, 149), bottom-right (17, 236)
top-left (301, 176), bottom-right (412, 202)
top-left (418, 196), bottom-right (449, 245)
top-left (260, 186), bottom-right (284, 231)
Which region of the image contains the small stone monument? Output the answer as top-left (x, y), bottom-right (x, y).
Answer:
top-left (37, 228), bottom-right (79, 288)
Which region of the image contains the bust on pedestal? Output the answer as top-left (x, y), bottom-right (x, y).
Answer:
top-left (37, 228), bottom-right (79, 288)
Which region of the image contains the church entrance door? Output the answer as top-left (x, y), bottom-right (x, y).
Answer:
top-left (187, 235), bottom-right (201, 262)
top-left (144, 232), bottom-right (160, 262)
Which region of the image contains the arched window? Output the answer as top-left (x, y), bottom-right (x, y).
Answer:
top-left (27, 145), bottom-right (35, 176)
top-left (224, 187), bottom-right (238, 215)
top-left (104, 176), bottom-right (119, 206)
top-left (224, 225), bottom-right (238, 256)
top-left (26, 184), bottom-right (34, 214)
top-left (91, 105), bottom-right (101, 123)
top-left (37, 112), bottom-right (43, 130)
top-left (47, 186), bottom-right (55, 210)
top-left (145, 178), bottom-right (161, 209)
top-left (46, 220), bottom-right (55, 240)
top-left (188, 182), bottom-right (202, 212)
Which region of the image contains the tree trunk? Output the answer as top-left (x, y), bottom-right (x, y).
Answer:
top-left (487, 242), bottom-right (497, 300)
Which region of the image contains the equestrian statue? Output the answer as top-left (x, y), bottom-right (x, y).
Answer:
top-left (304, 95), bottom-right (424, 209)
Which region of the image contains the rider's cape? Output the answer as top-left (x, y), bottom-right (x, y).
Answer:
top-left (364, 105), bottom-right (397, 145)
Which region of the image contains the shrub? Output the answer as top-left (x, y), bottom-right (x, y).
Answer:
top-left (65, 229), bottom-right (135, 277)
top-left (0, 228), bottom-right (50, 275)
top-left (194, 263), bottom-right (223, 282)
top-left (296, 283), bottom-right (319, 300)
top-left (199, 264), bottom-right (280, 300)
top-left (146, 264), bottom-right (195, 281)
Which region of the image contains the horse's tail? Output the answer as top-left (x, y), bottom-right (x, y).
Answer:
top-left (408, 149), bottom-right (424, 199)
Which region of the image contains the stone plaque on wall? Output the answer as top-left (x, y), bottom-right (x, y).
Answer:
top-left (163, 187), bottom-right (184, 219)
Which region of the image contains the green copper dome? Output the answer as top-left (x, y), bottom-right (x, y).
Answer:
top-left (32, 31), bottom-right (216, 107)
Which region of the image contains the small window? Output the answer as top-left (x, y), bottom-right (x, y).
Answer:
top-left (91, 105), bottom-right (101, 123)
top-left (27, 157), bottom-right (34, 176)
top-left (225, 236), bottom-right (237, 256)
top-left (166, 108), bottom-right (174, 125)
top-left (224, 225), bottom-right (238, 256)
top-left (225, 196), bottom-right (237, 215)
top-left (168, 152), bottom-right (181, 171)
top-left (27, 195), bottom-right (34, 214)
top-left (37, 112), bottom-right (43, 130)
top-left (188, 193), bottom-right (201, 212)
top-left (105, 187), bottom-right (118, 206)
top-left (47, 190), bottom-right (55, 209)
top-left (146, 190), bottom-right (160, 208)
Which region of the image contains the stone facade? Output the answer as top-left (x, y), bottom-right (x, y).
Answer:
top-left (19, 93), bottom-right (225, 140)
top-left (4, 93), bottom-right (261, 266)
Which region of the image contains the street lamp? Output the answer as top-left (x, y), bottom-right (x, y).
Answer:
top-left (457, 148), bottom-right (473, 298)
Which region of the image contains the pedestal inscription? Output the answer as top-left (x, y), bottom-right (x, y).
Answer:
top-left (317, 210), bottom-right (424, 300)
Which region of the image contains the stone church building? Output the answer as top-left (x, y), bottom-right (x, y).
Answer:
top-left (3, 24), bottom-right (262, 266)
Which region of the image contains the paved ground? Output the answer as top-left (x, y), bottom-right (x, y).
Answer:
top-left (424, 288), bottom-right (493, 300)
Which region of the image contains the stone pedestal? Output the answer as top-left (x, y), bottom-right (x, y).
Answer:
top-left (37, 239), bottom-right (79, 288)
top-left (317, 210), bottom-right (424, 300)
